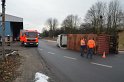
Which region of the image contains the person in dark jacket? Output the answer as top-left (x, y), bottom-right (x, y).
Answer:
top-left (80, 37), bottom-right (86, 57)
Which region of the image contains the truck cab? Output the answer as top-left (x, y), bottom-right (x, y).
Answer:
top-left (57, 34), bottom-right (67, 47)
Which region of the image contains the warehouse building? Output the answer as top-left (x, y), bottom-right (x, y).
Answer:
top-left (0, 13), bottom-right (23, 42)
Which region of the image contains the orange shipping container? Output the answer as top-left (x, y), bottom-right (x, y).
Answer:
top-left (67, 34), bottom-right (110, 55)
top-left (67, 34), bottom-right (76, 50)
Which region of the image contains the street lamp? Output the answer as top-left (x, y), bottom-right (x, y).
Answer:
top-left (1, 0), bottom-right (5, 5)
top-left (100, 15), bottom-right (103, 33)
top-left (100, 15), bottom-right (103, 19)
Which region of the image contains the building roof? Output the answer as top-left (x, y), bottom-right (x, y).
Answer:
top-left (0, 13), bottom-right (23, 22)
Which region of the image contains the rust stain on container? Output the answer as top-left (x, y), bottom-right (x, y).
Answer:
top-left (67, 34), bottom-right (76, 50)
top-left (97, 34), bottom-right (110, 55)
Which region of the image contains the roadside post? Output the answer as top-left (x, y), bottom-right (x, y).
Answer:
top-left (7, 35), bottom-right (10, 46)
top-left (1, 0), bottom-right (6, 60)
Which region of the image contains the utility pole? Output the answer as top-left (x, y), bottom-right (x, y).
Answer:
top-left (1, 0), bottom-right (6, 60)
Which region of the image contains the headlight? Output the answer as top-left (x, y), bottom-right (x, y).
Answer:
top-left (24, 43), bottom-right (27, 45)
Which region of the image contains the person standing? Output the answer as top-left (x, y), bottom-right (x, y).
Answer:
top-left (80, 37), bottom-right (86, 57)
top-left (87, 38), bottom-right (95, 59)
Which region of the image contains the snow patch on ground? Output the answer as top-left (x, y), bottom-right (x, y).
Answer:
top-left (35, 72), bottom-right (49, 82)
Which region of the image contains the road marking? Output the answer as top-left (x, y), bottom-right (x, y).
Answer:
top-left (39, 49), bottom-right (43, 51)
top-left (91, 62), bottom-right (112, 68)
top-left (119, 51), bottom-right (124, 53)
top-left (48, 52), bottom-right (55, 55)
top-left (47, 40), bottom-right (56, 43)
top-left (64, 56), bottom-right (77, 60)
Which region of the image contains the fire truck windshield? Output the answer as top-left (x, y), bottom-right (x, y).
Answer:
top-left (25, 32), bottom-right (37, 38)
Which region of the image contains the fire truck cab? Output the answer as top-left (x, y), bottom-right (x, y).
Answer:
top-left (20, 30), bottom-right (38, 47)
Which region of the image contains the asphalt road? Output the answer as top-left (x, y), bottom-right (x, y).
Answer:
top-left (38, 39), bottom-right (124, 82)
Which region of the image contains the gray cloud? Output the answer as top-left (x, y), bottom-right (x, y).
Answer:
top-left (0, 0), bottom-right (123, 32)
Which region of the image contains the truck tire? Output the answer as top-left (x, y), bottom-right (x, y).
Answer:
top-left (35, 45), bottom-right (38, 47)
top-left (21, 42), bottom-right (24, 46)
top-left (56, 44), bottom-right (60, 47)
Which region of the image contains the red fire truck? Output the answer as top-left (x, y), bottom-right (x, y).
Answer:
top-left (20, 30), bottom-right (38, 47)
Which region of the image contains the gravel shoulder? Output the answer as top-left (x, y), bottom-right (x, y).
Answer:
top-left (9, 42), bottom-right (59, 82)
top-left (14, 48), bottom-right (43, 82)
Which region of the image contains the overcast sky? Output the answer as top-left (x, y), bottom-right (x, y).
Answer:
top-left (0, 0), bottom-right (124, 32)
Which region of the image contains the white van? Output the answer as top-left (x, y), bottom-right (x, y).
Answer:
top-left (57, 34), bottom-right (67, 47)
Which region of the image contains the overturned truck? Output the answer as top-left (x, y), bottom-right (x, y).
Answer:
top-left (58, 34), bottom-right (118, 55)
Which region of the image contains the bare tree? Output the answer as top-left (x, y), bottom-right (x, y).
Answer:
top-left (42, 27), bottom-right (49, 37)
top-left (53, 19), bottom-right (58, 35)
top-left (84, 1), bottom-right (106, 34)
top-left (46, 18), bottom-right (58, 38)
top-left (62, 15), bottom-right (80, 34)
top-left (85, 1), bottom-right (124, 34)
top-left (106, 0), bottom-right (124, 34)
top-left (79, 23), bottom-right (92, 34)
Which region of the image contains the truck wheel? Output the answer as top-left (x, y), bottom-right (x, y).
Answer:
top-left (35, 45), bottom-right (38, 47)
top-left (24, 44), bottom-right (27, 47)
top-left (21, 42), bottom-right (24, 46)
top-left (56, 44), bottom-right (59, 47)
